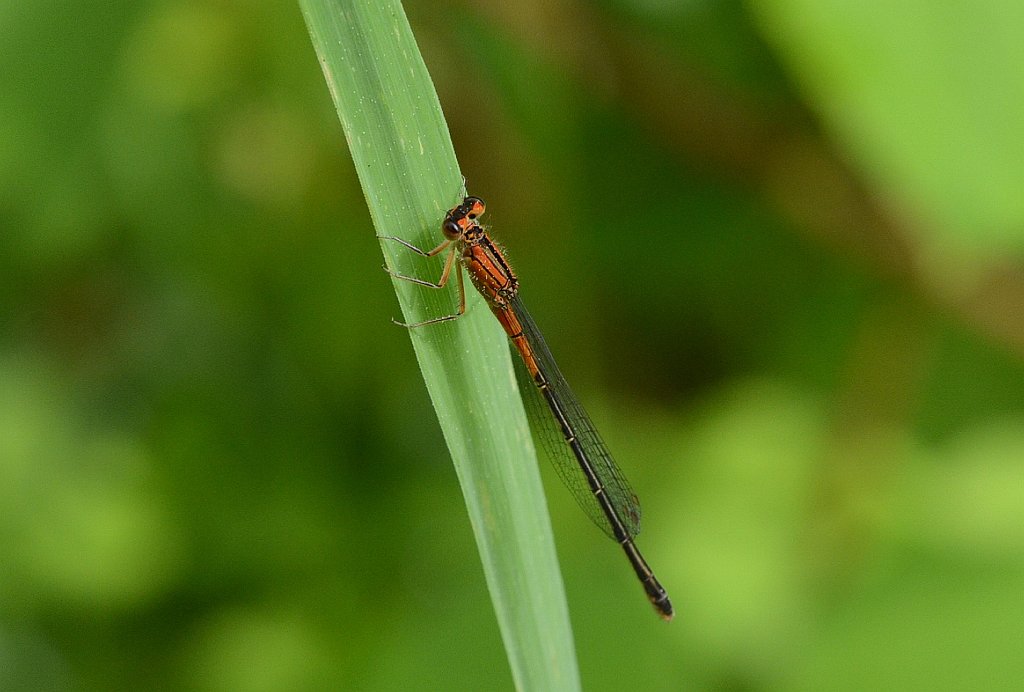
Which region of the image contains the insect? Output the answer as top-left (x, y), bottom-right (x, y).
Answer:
top-left (381, 196), bottom-right (673, 620)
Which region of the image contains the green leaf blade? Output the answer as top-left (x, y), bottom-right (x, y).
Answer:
top-left (299, 1), bottom-right (581, 688)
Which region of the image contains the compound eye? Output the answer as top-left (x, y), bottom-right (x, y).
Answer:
top-left (442, 219), bottom-right (462, 238)
top-left (458, 195), bottom-right (481, 218)
top-left (464, 196), bottom-right (485, 219)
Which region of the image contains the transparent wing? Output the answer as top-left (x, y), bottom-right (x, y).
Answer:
top-left (509, 296), bottom-right (642, 540)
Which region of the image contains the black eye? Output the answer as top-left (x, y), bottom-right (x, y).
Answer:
top-left (442, 220), bottom-right (461, 238)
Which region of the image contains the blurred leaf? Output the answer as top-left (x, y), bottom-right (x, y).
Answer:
top-left (893, 421), bottom-right (1024, 556)
top-left (790, 562), bottom-right (1024, 691)
top-left (751, 0), bottom-right (1024, 255)
top-left (0, 359), bottom-right (182, 610)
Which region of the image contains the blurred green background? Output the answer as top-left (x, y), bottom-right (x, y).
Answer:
top-left (3, 0), bottom-right (1024, 689)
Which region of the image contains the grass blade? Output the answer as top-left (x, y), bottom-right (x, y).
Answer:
top-left (298, 1), bottom-right (581, 688)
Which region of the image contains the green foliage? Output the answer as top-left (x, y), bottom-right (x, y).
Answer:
top-left (2, 0), bottom-right (1023, 690)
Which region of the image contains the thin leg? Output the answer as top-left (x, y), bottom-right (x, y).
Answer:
top-left (393, 256), bottom-right (467, 328)
top-left (378, 235), bottom-right (451, 258)
top-left (383, 242), bottom-right (458, 289)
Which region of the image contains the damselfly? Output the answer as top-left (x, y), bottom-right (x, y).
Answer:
top-left (381, 196), bottom-right (673, 620)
